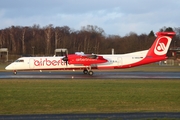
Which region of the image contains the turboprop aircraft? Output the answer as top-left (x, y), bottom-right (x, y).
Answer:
top-left (5, 32), bottom-right (176, 75)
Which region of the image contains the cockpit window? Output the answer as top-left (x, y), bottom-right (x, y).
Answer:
top-left (19, 60), bottom-right (24, 62)
top-left (15, 59), bottom-right (24, 62)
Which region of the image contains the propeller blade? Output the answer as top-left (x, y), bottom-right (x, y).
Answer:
top-left (62, 57), bottom-right (68, 61)
top-left (62, 53), bottom-right (68, 66)
top-left (66, 61), bottom-right (68, 66)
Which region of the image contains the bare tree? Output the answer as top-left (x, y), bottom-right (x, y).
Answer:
top-left (55, 27), bottom-right (61, 49)
top-left (0, 25), bottom-right (179, 56)
top-left (21, 27), bottom-right (27, 54)
top-left (44, 24), bottom-right (53, 55)
top-left (9, 26), bottom-right (17, 54)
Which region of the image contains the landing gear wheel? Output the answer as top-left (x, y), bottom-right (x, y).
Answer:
top-left (13, 71), bottom-right (17, 75)
top-left (88, 71), bottom-right (93, 76)
top-left (83, 69), bottom-right (88, 74)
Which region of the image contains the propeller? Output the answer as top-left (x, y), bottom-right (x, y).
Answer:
top-left (62, 53), bottom-right (68, 66)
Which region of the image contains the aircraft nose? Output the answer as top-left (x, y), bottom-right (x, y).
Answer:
top-left (5, 64), bottom-right (13, 70)
top-left (5, 65), bottom-right (9, 70)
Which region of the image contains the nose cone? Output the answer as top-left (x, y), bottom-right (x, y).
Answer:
top-left (5, 65), bottom-right (9, 70)
top-left (5, 64), bottom-right (13, 70)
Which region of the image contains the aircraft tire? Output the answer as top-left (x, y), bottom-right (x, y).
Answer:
top-left (83, 69), bottom-right (88, 74)
top-left (13, 71), bottom-right (17, 75)
top-left (88, 71), bottom-right (93, 76)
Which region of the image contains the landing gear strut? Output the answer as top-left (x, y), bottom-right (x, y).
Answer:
top-left (83, 67), bottom-right (94, 76)
top-left (13, 70), bottom-right (17, 75)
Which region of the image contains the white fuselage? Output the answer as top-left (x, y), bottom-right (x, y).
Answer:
top-left (5, 50), bottom-right (149, 71)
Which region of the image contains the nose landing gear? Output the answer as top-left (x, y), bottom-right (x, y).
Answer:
top-left (13, 70), bottom-right (17, 75)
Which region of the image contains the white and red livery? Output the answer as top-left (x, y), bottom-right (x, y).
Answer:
top-left (5, 32), bottom-right (176, 75)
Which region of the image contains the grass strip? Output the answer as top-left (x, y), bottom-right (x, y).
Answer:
top-left (0, 79), bottom-right (180, 115)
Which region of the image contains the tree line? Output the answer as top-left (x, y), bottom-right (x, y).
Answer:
top-left (0, 24), bottom-right (180, 57)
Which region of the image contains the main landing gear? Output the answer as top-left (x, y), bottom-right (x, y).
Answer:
top-left (83, 68), bottom-right (94, 76)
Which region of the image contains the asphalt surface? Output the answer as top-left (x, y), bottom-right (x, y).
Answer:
top-left (1, 70), bottom-right (180, 79)
top-left (1, 112), bottom-right (180, 120)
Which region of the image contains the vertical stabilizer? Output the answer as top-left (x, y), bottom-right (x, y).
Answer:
top-left (146, 32), bottom-right (176, 58)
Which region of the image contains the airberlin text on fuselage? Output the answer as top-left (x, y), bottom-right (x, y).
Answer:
top-left (34, 58), bottom-right (66, 66)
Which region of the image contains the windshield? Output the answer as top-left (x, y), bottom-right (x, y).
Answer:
top-left (15, 59), bottom-right (24, 62)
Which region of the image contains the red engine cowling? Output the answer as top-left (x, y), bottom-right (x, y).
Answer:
top-left (67, 54), bottom-right (107, 66)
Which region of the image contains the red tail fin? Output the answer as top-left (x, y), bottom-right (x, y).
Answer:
top-left (146, 32), bottom-right (176, 57)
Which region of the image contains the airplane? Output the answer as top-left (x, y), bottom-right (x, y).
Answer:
top-left (5, 32), bottom-right (176, 75)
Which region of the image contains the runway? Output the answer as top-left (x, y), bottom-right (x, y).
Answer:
top-left (1, 112), bottom-right (180, 120)
top-left (0, 70), bottom-right (180, 79)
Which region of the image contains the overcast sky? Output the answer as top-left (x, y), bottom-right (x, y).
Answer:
top-left (0, 0), bottom-right (179, 36)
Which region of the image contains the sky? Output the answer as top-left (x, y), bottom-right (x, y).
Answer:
top-left (0, 0), bottom-right (180, 36)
